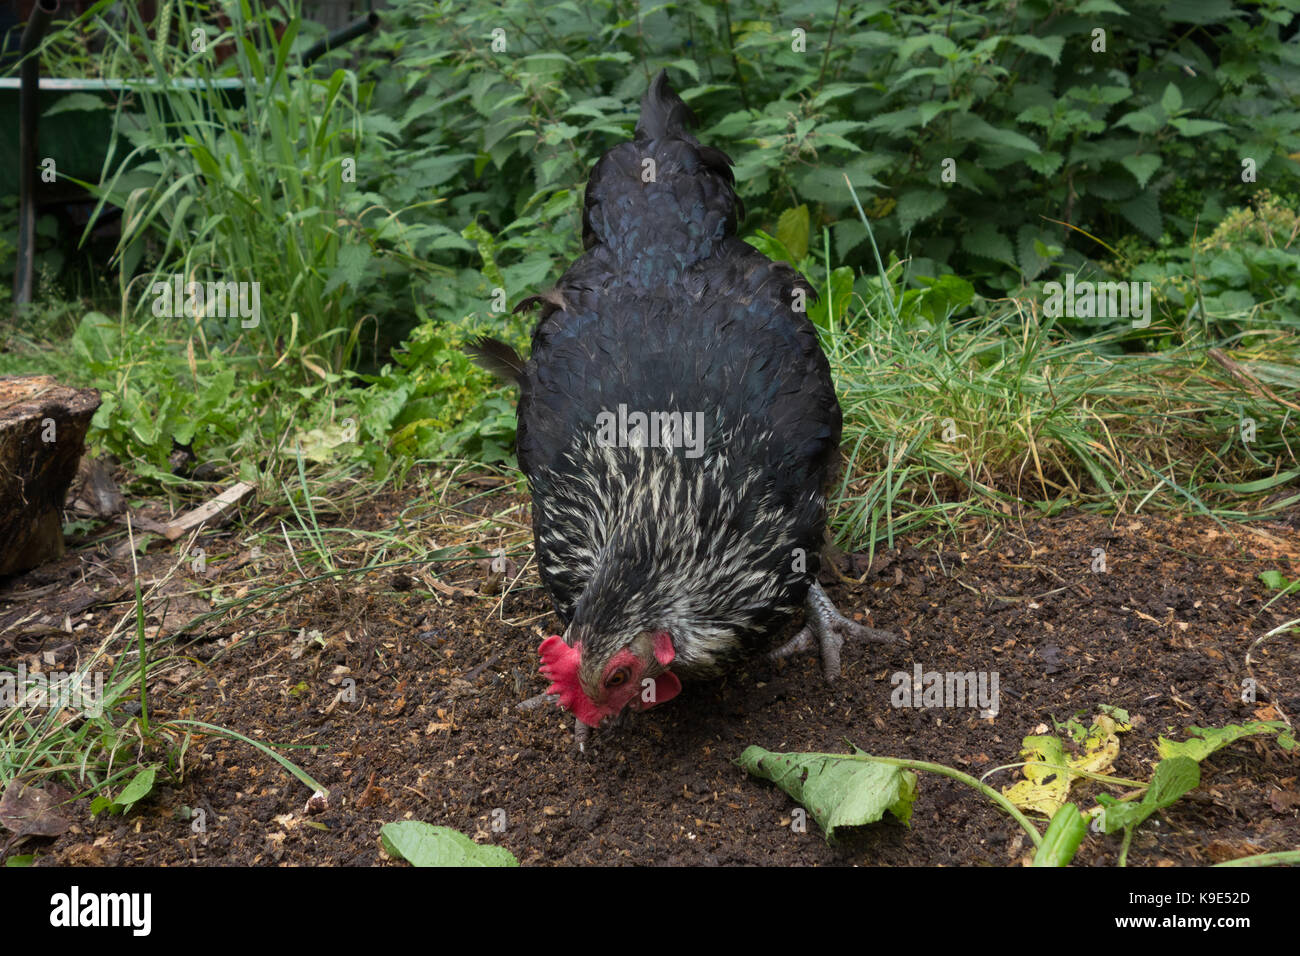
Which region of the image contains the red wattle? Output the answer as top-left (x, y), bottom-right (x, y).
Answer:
top-left (633, 670), bottom-right (682, 711)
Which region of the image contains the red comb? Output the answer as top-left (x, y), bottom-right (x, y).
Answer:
top-left (538, 636), bottom-right (606, 727)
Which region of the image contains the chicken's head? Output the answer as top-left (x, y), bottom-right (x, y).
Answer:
top-left (538, 630), bottom-right (681, 727)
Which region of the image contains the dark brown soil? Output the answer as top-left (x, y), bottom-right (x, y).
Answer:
top-left (3, 483), bottom-right (1297, 866)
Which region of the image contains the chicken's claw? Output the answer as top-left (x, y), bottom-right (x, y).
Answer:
top-left (769, 581), bottom-right (897, 681)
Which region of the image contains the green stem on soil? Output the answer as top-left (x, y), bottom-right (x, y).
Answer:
top-left (1214, 850), bottom-right (1300, 867)
top-left (1118, 825), bottom-right (1135, 867)
top-left (843, 753), bottom-right (1044, 848)
top-left (981, 761), bottom-right (1149, 790)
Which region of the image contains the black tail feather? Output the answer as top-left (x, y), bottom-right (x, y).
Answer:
top-left (636, 68), bottom-right (697, 140)
top-left (464, 336), bottom-right (526, 386)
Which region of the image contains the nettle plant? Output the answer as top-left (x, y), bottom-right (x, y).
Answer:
top-left (360, 0), bottom-right (1297, 308)
top-left (821, 0), bottom-right (1299, 298)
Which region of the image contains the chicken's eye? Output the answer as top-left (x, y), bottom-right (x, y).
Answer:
top-left (606, 668), bottom-right (629, 688)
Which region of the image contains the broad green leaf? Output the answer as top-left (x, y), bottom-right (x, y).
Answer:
top-left (323, 244), bottom-right (373, 296)
top-left (117, 766), bottom-right (158, 813)
top-left (666, 58), bottom-right (700, 82)
top-left (1258, 571), bottom-right (1298, 594)
top-left (738, 747), bottom-right (918, 841)
top-left (1095, 757), bottom-right (1199, 834)
top-left (895, 188), bottom-right (947, 232)
top-left (1114, 109), bottom-right (1162, 135)
top-left (380, 822), bottom-right (519, 867)
top-left (1009, 35), bottom-right (1066, 65)
top-left (918, 101), bottom-right (949, 126)
top-left (1170, 118), bottom-right (1229, 136)
top-left (1165, 0), bottom-right (1234, 24)
top-left (1078, 0), bottom-right (1128, 13)
top-left (915, 274), bottom-right (975, 320)
top-left (961, 222), bottom-right (1016, 263)
top-left (44, 92), bottom-right (109, 116)
top-left (1117, 191), bottom-right (1162, 240)
top-left (1156, 721), bottom-right (1297, 761)
top-left (864, 108), bottom-right (922, 135)
top-left (1026, 151), bottom-right (1064, 176)
top-left (1121, 154), bottom-right (1162, 188)
top-left (1032, 803), bottom-right (1088, 866)
top-left (1016, 105), bottom-right (1055, 129)
top-left (808, 266), bottom-right (855, 331)
top-left (1160, 83), bottom-right (1184, 114)
top-left (775, 205), bottom-right (810, 261)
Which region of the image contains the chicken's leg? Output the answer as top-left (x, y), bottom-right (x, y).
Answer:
top-left (769, 580), bottom-right (897, 680)
top-left (519, 693), bottom-right (594, 752)
top-left (517, 692), bottom-right (557, 711)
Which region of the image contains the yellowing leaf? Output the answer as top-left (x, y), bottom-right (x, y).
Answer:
top-left (1004, 713), bottom-right (1130, 817)
top-left (1003, 735), bottom-right (1071, 816)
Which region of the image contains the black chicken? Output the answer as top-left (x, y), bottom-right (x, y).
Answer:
top-left (470, 70), bottom-right (894, 745)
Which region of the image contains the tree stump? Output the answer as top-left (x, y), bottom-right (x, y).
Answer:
top-left (0, 376), bottom-right (102, 577)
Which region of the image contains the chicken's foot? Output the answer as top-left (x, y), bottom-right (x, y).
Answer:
top-left (769, 580), bottom-right (897, 680)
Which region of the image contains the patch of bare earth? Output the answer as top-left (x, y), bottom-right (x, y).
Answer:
top-left (4, 486), bottom-right (1297, 866)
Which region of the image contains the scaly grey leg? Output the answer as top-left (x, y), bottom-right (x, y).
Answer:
top-left (769, 580), bottom-right (897, 680)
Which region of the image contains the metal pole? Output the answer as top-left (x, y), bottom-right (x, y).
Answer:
top-left (13, 0), bottom-right (61, 311)
top-left (301, 12), bottom-right (379, 68)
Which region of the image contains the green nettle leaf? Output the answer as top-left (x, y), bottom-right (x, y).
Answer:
top-left (1160, 83), bottom-right (1184, 115)
top-left (834, 219), bottom-right (869, 259)
top-left (1114, 109), bottom-right (1162, 135)
top-left (44, 92), bottom-right (109, 116)
top-left (666, 58), bottom-right (700, 81)
top-left (1017, 225), bottom-right (1057, 280)
top-left (930, 34), bottom-right (957, 58)
top-left (895, 188), bottom-right (948, 232)
top-left (323, 243), bottom-right (373, 295)
top-left (738, 747), bottom-right (918, 841)
top-left (1009, 34), bottom-right (1066, 65)
top-left (543, 122), bottom-right (580, 145)
top-left (1164, 0), bottom-right (1234, 24)
top-left (1117, 190), bottom-right (1163, 240)
top-left (361, 114), bottom-right (402, 140)
top-left (864, 108), bottom-right (922, 135)
top-left (1078, 0), bottom-right (1129, 13)
top-left (775, 205), bottom-right (810, 261)
top-left (1016, 105), bottom-right (1055, 129)
top-left (1025, 151), bottom-right (1064, 176)
top-left (702, 110), bottom-right (755, 139)
top-left (380, 822), bottom-right (518, 867)
top-left (920, 98), bottom-right (971, 127)
top-left (1170, 118), bottom-right (1229, 137)
top-left (958, 118), bottom-right (1041, 154)
top-left (961, 222), bottom-right (1016, 264)
top-left (796, 164), bottom-right (885, 202)
top-left (895, 34), bottom-right (936, 64)
top-left (1120, 154), bottom-right (1163, 188)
